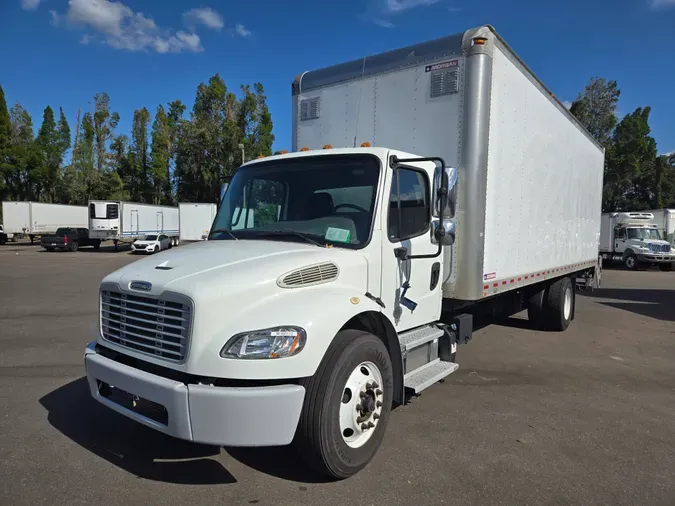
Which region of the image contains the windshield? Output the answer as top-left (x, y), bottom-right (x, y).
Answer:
top-left (209, 154), bottom-right (381, 248)
top-left (627, 227), bottom-right (662, 240)
top-left (141, 235), bottom-right (158, 241)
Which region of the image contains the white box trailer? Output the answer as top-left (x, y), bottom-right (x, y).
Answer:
top-left (83, 25), bottom-right (605, 480)
top-left (179, 202), bottom-right (217, 242)
top-left (88, 200), bottom-right (179, 250)
top-left (292, 24), bottom-right (605, 302)
top-left (1, 201), bottom-right (87, 242)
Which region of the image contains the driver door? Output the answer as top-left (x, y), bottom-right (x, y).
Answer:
top-left (379, 164), bottom-right (442, 332)
top-left (614, 226), bottom-right (626, 253)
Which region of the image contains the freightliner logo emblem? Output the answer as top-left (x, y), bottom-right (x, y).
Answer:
top-left (129, 281), bottom-right (152, 292)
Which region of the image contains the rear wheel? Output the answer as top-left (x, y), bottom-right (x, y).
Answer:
top-left (294, 330), bottom-right (393, 479)
top-left (69, 241), bottom-right (79, 252)
top-left (545, 276), bottom-right (574, 331)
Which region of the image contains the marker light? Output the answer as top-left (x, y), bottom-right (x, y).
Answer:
top-left (323, 144), bottom-right (333, 149)
top-left (360, 142), bottom-right (371, 147)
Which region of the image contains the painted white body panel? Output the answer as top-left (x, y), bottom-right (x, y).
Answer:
top-left (643, 209), bottom-right (675, 245)
top-left (98, 236), bottom-right (382, 379)
top-left (1, 201), bottom-right (87, 235)
top-left (2, 201), bottom-right (30, 235)
top-left (481, 45), bottom-right (604, 284)
top-left (179, 203), bottom-right (217, 241)
top-left (89, 200), bottom-right (179, 241)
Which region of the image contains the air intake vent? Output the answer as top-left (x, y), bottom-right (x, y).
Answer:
top-left (278, 262), bottom-right (339, 288)
top-left (430, 68), bottom-right (459, 98)
top-left (300, 97), bottom-right (320, 121)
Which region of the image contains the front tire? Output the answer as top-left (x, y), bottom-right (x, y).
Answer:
top-left (624, 252), bottom-right (639, 270)
top-left (294, 329), bottom-right (393, 479)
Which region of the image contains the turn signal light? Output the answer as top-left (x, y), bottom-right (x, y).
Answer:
top-left (323, 144), bottom-right (333, 149)
top-left (300, 146), bottom-right (310, 151)
top-left (360, 142), bottom-right (371, 147)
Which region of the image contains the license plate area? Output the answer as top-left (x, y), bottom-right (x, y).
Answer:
top-left (97, 380), bottom-right (169, 425)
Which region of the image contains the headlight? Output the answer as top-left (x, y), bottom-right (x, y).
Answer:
top-left (220, 326), bottom-right (307, 359)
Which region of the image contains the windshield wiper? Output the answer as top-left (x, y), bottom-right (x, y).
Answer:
top-left (210, 228), bottom-right (239, 241)
top-left (247, 230), bottom-right (325, 247)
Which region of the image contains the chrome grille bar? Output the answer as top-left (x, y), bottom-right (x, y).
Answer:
top-left (100, 289), bottom-right (192, 362)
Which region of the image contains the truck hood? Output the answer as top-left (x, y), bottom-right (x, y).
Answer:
top-left (102, 239), bottom-right (369, 299)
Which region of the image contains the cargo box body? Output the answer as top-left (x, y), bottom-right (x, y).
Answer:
top-left (292, 25), bottom-right (604, 301)
top-left (89, 200), bottom-right (179, 242)
top-left (179, 203), bottom-right (217, 242)
top-left (1, 201), bottom-right (87, 235)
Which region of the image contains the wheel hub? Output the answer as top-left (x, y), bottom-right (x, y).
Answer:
top-left (339, 362), bottom-right (384, 448)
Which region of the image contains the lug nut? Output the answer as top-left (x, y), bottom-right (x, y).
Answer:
top-left (373, 413), bottom-right (380, 420)
top-left (367, 421), bottom-right (375, 428)
top-left (356, 403), bottom-right (362, 411)
top-left (372, 381), bottom-right (379, 389)
top-left (361, 423), bottom-right (368, 431)
top-left (376, 401), bottom-right (382, 408)
top-left (376, 389), bottom-right (383, 396)
top-left (365, 382), bottom-right (372, 390)
top-left (359, 391), bottom-right (366, 398)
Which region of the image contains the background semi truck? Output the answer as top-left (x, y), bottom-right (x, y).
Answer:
top-left (178, 202), bottom-right (217, 242)
top-left (83, 24), bottom-right (604, 480)
top-left (599, 212), bottom-right (674, 270)
top-left (1, 201), bottom-right (88, 243)
top-left (642, 208), bottom-right (675, 246)
top-left (88, 200), bottom-right (180, 250)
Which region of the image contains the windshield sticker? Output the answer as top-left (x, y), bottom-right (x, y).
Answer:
top-left (325, 227), bottom-right (351, 243)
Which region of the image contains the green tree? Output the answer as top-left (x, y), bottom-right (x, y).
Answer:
top-left (0, 85), bottom-right (11, 202)
top-left (72, 112), bottom-right (96, 203)
top-left (150, 105), bottom-right (170, 205)
top-left (8, 103), bottom-right (40, 200)
top-left (129, 107), bottom-right (151, 202)
top-left (93, 92), bottom-right (120, 173)
top-left (604, 107), bottom-right (658, 211)
top-left (570, 77), bottom-right (620, 146)
top-left (36, 106), bottom-right (60, 201)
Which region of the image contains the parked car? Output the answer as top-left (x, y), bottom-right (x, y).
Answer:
top-left (130, 234), bottom-right (172, 254)
top-left (41, 227), bottom-right (101, 252)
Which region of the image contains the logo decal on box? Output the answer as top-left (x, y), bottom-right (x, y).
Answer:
top-left (483, 272), bottom-right (496, 281)
top-left (425, 60), bottom-right (459, 72)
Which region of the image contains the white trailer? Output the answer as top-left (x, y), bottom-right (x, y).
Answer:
top-left (1, 201), bottom-right (87, 242)
top-left (179, 202), bottom-right (217, 242)
top-left (600, 211), bottom-right (674, 270)
top-left (88, 200), bottom-right (179, 250)
top-left (83, 25), bottom-right (604, 480)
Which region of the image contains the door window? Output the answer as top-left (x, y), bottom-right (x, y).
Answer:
top-left (387, 167), bottom-right (430, 241)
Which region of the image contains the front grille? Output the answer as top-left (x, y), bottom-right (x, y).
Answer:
top-left (100, 289), bottom-right (191, 362)
top-left (649, 244), bottom-right (671, 253)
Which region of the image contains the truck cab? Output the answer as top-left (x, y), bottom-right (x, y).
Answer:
top-left (600, 212), bottom-right (674, 271)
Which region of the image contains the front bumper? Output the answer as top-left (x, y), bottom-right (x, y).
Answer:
top-left (84, 342), bottom-right (306, 446)
top-left (635, 253), bottom-right (675, 264)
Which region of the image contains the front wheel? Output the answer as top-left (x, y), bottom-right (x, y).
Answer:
top-left (294, 330), bottom-right (393, 479)
top-left (624, 253), bottom-right (639, 270)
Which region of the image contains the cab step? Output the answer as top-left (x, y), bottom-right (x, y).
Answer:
top-left (398, 325), bottom-right (444, 351)
top-left (403, 358), bottom-right (459, 394)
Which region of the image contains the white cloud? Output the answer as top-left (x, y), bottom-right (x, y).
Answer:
top-left (49, 9), bottom-right (61, 26)
top-left (384, 0), bottom-right (440, 13)
top-left (562, 100), bottom-right (573, 110)
top-left (80, 33), bottom-right (92, 45)
top-left (373, 18), bottom-right (396, 28)
top-left (183, 7), bottom-right (224, 31)
top-left (63, 0), bottom-right (203, 53)
top-left (235, 24), bottom-right (251, 37)
top-left (20, 0), bottom-right (40, 10)
top-left (651, 0), bottom-right (675, 9)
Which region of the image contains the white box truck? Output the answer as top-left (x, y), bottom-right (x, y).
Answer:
top-left (643, 208), bottom-right (675, 246)
top-left (1, 201), bottom-right (87, 243)
top-left (82, 25), bottom-right (604, 479)
top-left (88, 200), bottom-right (179, 250)
top-left (179, 202), bottom-right (217, 242)
top-left (599, 211), bottom-right (674, 271)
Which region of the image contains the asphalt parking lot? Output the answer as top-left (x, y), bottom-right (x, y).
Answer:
top-left (1, 242), bottom-right (674, 506)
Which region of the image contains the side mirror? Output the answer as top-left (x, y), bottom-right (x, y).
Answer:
top-left (431, 220), bottom-right (455, 246)
top-left (219, 177), bottom-right (232, 206)
top-left (432, 166), bottom-right (458, 218)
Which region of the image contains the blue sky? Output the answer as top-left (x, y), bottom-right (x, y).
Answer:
top-left (1, 0), bottom-right (674, 155)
